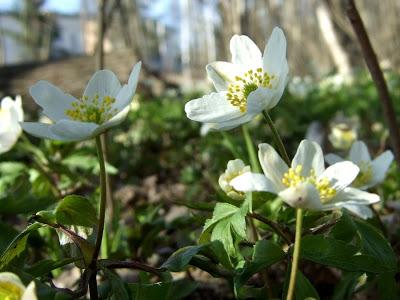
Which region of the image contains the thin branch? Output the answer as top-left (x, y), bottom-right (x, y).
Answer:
top-left (99, 259), bottom-right (165, 277)
top-left (346, 0), bottom-right (400, 167)
top-left (189, 256), bottom-right (234, 278)
top-left (248, 212), bottom-right (293, 244)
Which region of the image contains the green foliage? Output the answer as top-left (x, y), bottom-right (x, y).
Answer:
top-left (55, 195), bottom-right (98, 227)
top-left (200, 197), bottom-right (249, 257)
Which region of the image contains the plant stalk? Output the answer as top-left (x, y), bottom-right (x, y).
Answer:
top-left (88, 135), bottom-right (107, 299)
top-left (286, 208), bottom-right (303, 300)
top-left (262, 111), bottom-right (290, 165)
top-left (242, 125), bottom-right (261, 173)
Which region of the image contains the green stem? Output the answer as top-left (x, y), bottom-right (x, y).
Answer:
top-left (286, 208), bottom-right (303, 300)
top-left (242, 125), bottom-right (261, 173)
top-left (262, 111), bottom-right (290, 165)
top-left (220, 131), bottom-right (241, 158)
top-left (88, 135), bottom-right (107, 299)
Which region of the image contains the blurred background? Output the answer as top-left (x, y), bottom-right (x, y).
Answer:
top-left (0, 0), bottom-right (399, 98)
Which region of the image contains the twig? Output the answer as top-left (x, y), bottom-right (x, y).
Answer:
top-left (248, 212), bottom-right (293, 244)
top-left (346, 0), bottom-right (400, 167)
top-left (99, 259), bottom-right (165, 277)
top-left (189, 256), bottom-right (234, 278)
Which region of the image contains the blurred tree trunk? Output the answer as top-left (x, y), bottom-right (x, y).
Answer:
top-left (316, 0), bottom-right (352, 78)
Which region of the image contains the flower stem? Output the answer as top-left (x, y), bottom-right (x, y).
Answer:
top-left (262, 111), bottom-right (290, 165)
top-left (242, 125), bottom-right (261, 173)
top-left (286, 208), bottom-right (303, 300)
top-left (88, 135), bottom-right (108, 299)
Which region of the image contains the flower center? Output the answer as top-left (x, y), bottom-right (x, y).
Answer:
top-left (282, 165), bottom-right (337, 203)
top-left (0, 282), bottom-right (23, 300)
top-left (352, 161), bottom-right (373, 188)
top-left (65, 94), bottom-right (118, 124)
top-left (226, 68), bottom-right (274, 113)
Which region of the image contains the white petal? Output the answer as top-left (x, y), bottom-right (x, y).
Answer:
top-left (113, 61), bottom-right (141, 112)
top-left (230, 172), bottom-right (275, 193)
top-left (21, 122), bottom-right (68, 141)
top-left (22, 281), bottom-right (37, 300)
top-left (246, 87), bottom-right (276, 115)
top-left (209, 113), bottom-right (255, 130)
top-left (95, 105), bottom-right (130, 135)
top-left (226, 159), bottom-right (246, 173)
top-left (267, 61), bottom-right (289, 109)
top-left (0, 129), bottom-right (20, 154)
top-left (278, 182), bottom-right (323, 210)
top-left (230, 35), bottom-right (262, 68)
top-left (30, 81), bottom-right (75, 122)
top-left (341, 204), bottom-right (373, 219)
top-left (319, 161), bottom-right (359, 191)
top-left (184, 92), bottom-right (242, 123)
top-left (50, 120), bottom-right (98, 141)
top-left (206, 62), bottom-right (242, 92)
top-left (258, 143), bottom-right (288, 192)
top-left (328, 187), bottom-right (380, 207)
top-left (1, 96), bottom-right (23, 121)
top-left (292, 140), bottom-right (324, 177)
top-left (370, 150), bottom-right (394, 185)
top-left (325, 153), bottom-right (344, 165)
top-left (349, 141), bottom-right (371, 164)
top-left (83, 70), bottom-right (121, 100)
top-left (262, 27), bottom-right (288, 77)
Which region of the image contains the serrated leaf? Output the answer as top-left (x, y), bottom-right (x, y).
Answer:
top-left (300, 235), bottom-right (389, 273)
top-left (0, 223), bottom-right (42, 270)
top-left (235, 240), bottom-right (285, 289)
top-left (200, 199), bottom-right (249, 257)
top-left (353, 219), bottom-right (396, 271)
top-left (55, 195), bottom-right (98, 227)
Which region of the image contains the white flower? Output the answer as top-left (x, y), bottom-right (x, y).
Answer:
top-left (185, 27), bottom-right (288, 130)
top-left (219, 159), bottom-right (250, 200)
top-left (328, 123), bottom-right (357, 150)
top-left (231, 140), bottom-right (379, 218)
top-left (21, 62), bottom-right (141, 141)
top-left (0, 272), bottom-right (37, 300)
top-left (0, 95), bottom-right (23, 154)
top-left (325, 140), bottom-right (394, 190)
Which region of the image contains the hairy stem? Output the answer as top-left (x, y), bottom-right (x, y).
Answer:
top-left (262, 111), bottom-right (290, 165)
top-left (286, 208), bottom-right (303, 300)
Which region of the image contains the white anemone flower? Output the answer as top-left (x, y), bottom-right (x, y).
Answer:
top-left (185, 27), bottom-right (288, 130)
top-left (21, 62), bottom-right (141, 141)
top-left (0, 272), bottom-right (37, 300)
top-left (219, 159), bottom-right (250, 200)
top-left (231, 140), bottom-right (379, 218)
top-left (0, 95), bottom-right (23, 154)
top-left (325, 140), bottom-right (394, 190)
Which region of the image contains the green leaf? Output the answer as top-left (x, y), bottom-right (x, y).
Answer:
top-left (353, 219), bottom-right (396, 271)
top-left (104, 269), bottom-right (130, 300)
top-left (200, 199), bottom-right (249, 257)
top-left (295, 271), bottom-right (320, 300)
top-left (235, 240), bottom-right (285, 288)
top-left (0, 222), bottom-right (18, 253)
top-left (25, 258), bottom-right (79, 277)
top-left (127, 279), bottom-right (198, 300)
top-left (330, 212), bottom-right (356, 242)
top-left (55, 195), bottom-right (98, 227)
top-left (162, 241), bottom-right (232, 272)
top-left (300, 235), bottom-right (388, 273)
top-left (332, 272), bottom-right (362, 300)
top-left (161, 245), bottom-right (205, 272)
top-left (0, 223), bottom-right (42, 270)
top-left (377, 272), bottom-right (398, 300)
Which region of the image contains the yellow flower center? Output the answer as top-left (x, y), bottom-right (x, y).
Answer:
top-left (65, 94), bottom-right (118, 124)
top-left (352, 161), bottom-right (373, 188)
top-left (0, 282), bottom-right (23, 300)
top-left (282, 165), bottom-right (337, 203)
top-left (226, 68), bottom-right (274, 113)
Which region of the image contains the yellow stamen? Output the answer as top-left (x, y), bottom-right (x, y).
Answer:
top-left (226, 68), bottom-right (275, 112)
top-left (65, 94), bottom-right (117, 124)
